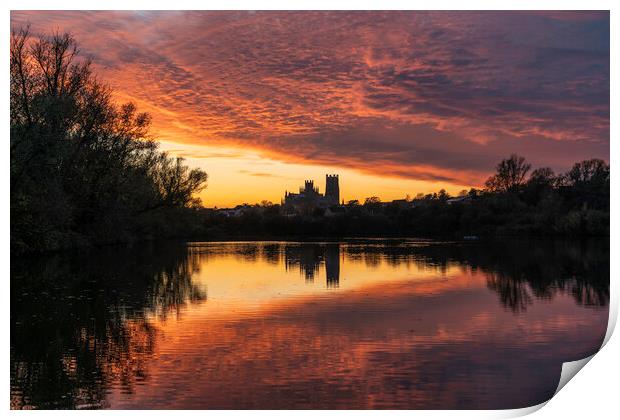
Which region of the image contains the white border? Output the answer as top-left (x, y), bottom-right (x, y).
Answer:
top-left (3, 2), bottom-right (617, 419)
top-left (0, 1), bottom-right (617, 10)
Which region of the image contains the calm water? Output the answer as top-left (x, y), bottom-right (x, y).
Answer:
top-left (11, 239), bottom-right (609, 409)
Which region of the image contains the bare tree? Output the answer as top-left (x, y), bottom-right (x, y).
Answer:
top-left (11, 28), bottom-right (208, 252)
top-left (485, 154), bottom-right (531, 193)
top-left (565, 159), bottom-right (609, 186)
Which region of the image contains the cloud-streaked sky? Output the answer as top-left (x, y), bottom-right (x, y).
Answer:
top-left (11, 11), bottom-right (609, 207)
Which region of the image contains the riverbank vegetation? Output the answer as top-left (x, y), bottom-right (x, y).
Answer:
top-left (197, 154), bottom-right (609, 239)
top-left (10, 28), bottom-right (208, 253)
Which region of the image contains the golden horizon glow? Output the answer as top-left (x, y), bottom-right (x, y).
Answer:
top-left (158, 140), bottom-right (474, 207)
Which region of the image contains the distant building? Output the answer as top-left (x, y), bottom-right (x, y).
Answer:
top-left (216, 204), bottom-right (254, 217)
top-left (283, 174), bottom-right (340, 214)
top-left (324, 206), bottom-right (346, 217)
top-left (446, 196), bottom-right (472, 205)
top-left (388, 199), bottom-right (410, 208)
top-left (325, 174), bottom-right (340, 206)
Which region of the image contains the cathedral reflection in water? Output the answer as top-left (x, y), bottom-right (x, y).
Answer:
top-left (284, 243), bottom-right (340, 287)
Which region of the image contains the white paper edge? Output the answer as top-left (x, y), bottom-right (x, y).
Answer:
top-left (554, 355), bottom-right (596, 396)
top-left (482, 356), bottom-right (596, 419)
top-left (492, 286), bottom-right (618, 419)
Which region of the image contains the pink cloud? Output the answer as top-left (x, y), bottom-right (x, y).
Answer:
top-left (10, 11), bottom-right (609, 184)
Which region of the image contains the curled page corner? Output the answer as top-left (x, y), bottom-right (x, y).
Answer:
top-left (602, 289), bottom-right (618, 348)
top-left (497, 401), bottom-right (548, 418)
top-left (502, 355), bottom-right (599, 418)
top-left (511, 314), bottom-right (616, 418)
top-left (554, 355), bottom-right (595, 397)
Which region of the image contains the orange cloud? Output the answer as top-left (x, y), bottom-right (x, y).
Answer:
top-left (10, 11), bottom-right (610, 204)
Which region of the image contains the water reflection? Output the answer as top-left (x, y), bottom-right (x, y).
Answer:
top-left (10, 243), bottom-right (206, 409)
top-left (285, 243), bottom-right (340, 287)
top-left (11, 239), bottom-right (609, 409)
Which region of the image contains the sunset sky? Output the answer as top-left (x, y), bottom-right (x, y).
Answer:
top-left (10, 11), bottom-right (610, 207)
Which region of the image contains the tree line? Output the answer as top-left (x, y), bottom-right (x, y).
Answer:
top-left (11, 28), bottom-right (208, 253)
top-left (198, 154), bottom-right (609, 239)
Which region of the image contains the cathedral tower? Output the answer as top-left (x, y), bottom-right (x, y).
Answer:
top-left (325, 174), bottom-right (340, 206)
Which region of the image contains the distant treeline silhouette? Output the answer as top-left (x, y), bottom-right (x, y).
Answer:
top-left (11, 28), bottom-right (207, 253)
top-left (197, 153), bottom-right (609, 239)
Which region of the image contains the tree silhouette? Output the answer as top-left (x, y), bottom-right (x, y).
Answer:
top-left (565, 159), bottom-right (609, 186)
top-left (484, 154), bottom-right (532, 193)
top-left (10, 28), bottom-right (207, 253)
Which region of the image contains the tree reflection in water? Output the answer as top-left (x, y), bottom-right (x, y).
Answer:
top-left (468, 239), bottom-right (608, 311)
top-left (11, 239), bottom-right (608, 409)
top-left (10, 242), bottom-right (206, 409)
top-left (340, 239), bottom-right (609, 311)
